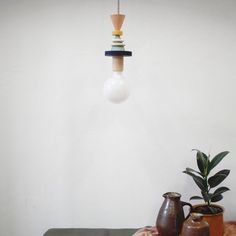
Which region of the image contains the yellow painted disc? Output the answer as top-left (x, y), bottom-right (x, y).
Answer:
top-left (112, 30), bottom-right (123, 36)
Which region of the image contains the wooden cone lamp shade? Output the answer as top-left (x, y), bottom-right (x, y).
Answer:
top-left (104, 0), bottom-right (132, 104)
top-left (111, 14), bottom-right (125, 31)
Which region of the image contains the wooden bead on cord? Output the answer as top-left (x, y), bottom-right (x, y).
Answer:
top-left (111, 14), bottom-right (125, 31)
top-left (112, 56), bottom-right (124, 72)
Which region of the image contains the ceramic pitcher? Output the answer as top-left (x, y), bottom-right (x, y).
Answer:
top-left (156, 192), bottom-right (192, 236)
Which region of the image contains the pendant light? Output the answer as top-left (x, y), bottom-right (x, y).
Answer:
top-left (104, 0), bottom-right (132, 104)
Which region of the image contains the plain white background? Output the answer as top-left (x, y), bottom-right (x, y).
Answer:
top-left (0, 0), bottom-right (236, 235)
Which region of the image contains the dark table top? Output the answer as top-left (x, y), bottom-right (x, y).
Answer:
top-left (44, 228), bottom-right (138, 236)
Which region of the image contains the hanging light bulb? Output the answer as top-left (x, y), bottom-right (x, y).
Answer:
top-left (104, 0), bottom-right (132, 104)
top-left (104, 71), bottom-right (129, 103)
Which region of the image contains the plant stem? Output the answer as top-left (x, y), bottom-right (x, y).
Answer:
top-left (204, 175), bottom-right (210, 206)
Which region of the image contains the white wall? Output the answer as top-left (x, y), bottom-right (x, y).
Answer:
top-left (0, 0), bottom-right (236, 235)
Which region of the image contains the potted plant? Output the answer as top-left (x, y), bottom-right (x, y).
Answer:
top-left (183, 150), bottom-right (230, 236)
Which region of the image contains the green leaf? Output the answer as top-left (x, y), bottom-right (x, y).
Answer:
top-left (211, 194), bottom-right (223, 202)
top-left (183, 170), bottom-right (197, 178)
top-left (196, 151), bottom-right (206, 174)
top-left (213, 187), bottom-right (230, 196)
top-left (186, 167), bottom-right (202, 176)
top-left (193, 177), bottom-right (207, 191)
top-left (202, 152), bottom-right (210, 175)
top-left (183, 171), bottom-right (207, 191)
top-left (208, 206), bottom-right (219, 214)
top-left (201, 191), bottom-right (212, 202)
top-left (202, 152), bottom-right (208, 161)
top-left (208, 169), bottom-right (230, 188)
top-left (209, 151), bottom-right (229, 171)
top-left (190, 196), bottom-right (203, 200)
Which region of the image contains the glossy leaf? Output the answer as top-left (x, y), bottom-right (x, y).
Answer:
top-left (208, 169), bottom-right (230, 188)
top-left (192, 150), bottom-right (210, 175)
top-left (192, 149), bottom-right (208, 161)
top-left (209, 151), bottom-right (229, 171)
top-left (190, 196), bottom-right (203, 200)
top-left (211, 194), bottom-right (223, 202)
top-left (183, 170), bottom-right (196, 177)
top-left (186, 167), bottom-right (202, 176)
top-left (183, 171), bottom-right (207, 191)
top-left (208, 206), bottom-right (219, 214)
top-left (196, 151), bottom-right (206, 174)
top-left (201, 191), bottom-right (212, 202)
top-left (213, 187), bottom-right (230, 196)
top-left (202, 152), bottom-right (210, 175)
top-left (201, 152), bottom-right (209, 161)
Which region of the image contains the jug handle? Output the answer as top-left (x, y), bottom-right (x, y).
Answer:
top-left (181, 201), bottom-right (192, 219)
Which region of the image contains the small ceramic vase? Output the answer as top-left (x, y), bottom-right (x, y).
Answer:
top-left (181, 213), bottom-right (210, 236)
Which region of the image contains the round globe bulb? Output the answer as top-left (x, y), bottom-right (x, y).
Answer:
top-left (103, 72), bottom-right (129, 103)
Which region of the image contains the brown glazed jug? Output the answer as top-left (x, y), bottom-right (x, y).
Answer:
top-left (156, 192), bottom-right (192, 236)
top-left (181, 213), bottom-right (210, 236)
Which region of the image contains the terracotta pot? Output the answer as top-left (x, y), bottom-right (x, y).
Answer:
top-left (192, 204), bottom-right (224, 236)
